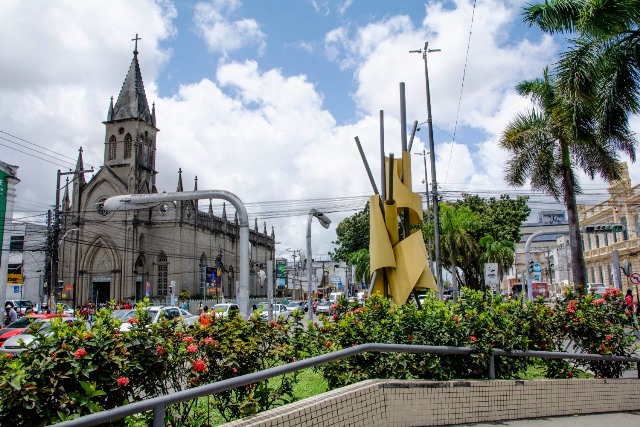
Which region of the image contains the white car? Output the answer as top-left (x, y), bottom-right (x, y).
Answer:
top-left (284, 301), bottom-right (305, 313)
top-left (256, 302), bottom-right (290, 321)
top-left (212, 303), bottom-right (239, 319)
top-left (119, 306), bottom-right (191, 332)
top-left (315, 300), bottom-right (334, 315)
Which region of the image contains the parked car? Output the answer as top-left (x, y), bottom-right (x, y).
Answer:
top-left (587, 283), bottom-right (607, 296)
top-left (212, 303), bottom-right (239, 319)
top-left (0, 314), bottom-right (67, 346)
top-left (0, 316), bottom-right (78, 354)
top-left (315, 300), bottom-right (334, 315)
top-left (119, 306), bottom-right (189, 332)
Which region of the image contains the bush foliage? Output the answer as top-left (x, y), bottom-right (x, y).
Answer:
top-left (0, 290), bottom-right (637, 426)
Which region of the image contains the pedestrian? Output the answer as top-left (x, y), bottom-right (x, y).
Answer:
top-left (625, 289), bottom-right (634, 315)
top-left (4, 303), bottom-right (17, 326)
top-left (199, 305), bottom-right (212, 327)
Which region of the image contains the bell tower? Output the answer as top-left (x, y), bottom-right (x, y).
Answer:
top-left (102, 34), bottom-right (158, 194)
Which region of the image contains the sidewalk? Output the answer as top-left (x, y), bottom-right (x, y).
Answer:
top-left (457, 411), bottom-right (640, 426)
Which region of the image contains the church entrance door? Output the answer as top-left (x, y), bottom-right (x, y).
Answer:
top-left (93, 282), bottom-right (110, 305)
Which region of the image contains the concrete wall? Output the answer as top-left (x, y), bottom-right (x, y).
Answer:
top-left (222, 378), bottom-right (640, 427)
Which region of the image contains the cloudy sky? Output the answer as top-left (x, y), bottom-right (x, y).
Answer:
top-left (1, 0), bottom-right (638, 259)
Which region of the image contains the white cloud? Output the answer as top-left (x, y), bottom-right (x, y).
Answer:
top-left (1, 0), bottom-right (637, 258)
top-left (193, 0), bottom-right (266, 55)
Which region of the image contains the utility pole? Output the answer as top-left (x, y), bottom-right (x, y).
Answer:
top-left (414, 149), bottom-right (432, 271)
top-left (52, 167), bottom-right (93, 312)
top-left (411, 41), bottom-right (442, 298)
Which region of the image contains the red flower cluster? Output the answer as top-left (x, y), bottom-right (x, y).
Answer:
top-left (453, 315), bottom-right (460, 323)
top-left (74, 348), bottom-right (87, 359)
top-left (116, 376), bottom-right (129, 387)
top-left (156, 346), bottom-right (165, 356)
top-left (127, 318), bottom-right (139, 324)
top-left (605, 335), bottom-right (612, 341)
top-left (326, 341), bottom-right (332, 348)
top-left (193, 359), bottom-right (207, 372)
top-left (592, 298), bottom-right (605, 305)
top-left (186, 344), bottom-right (198, 353)
top-left (470, 336), bottom-right (478, 342)
top-left (204, 337), bottom-right (212, 345)
top-left (182, 336), bottom-right (194, 343)
top-left (566, 300), bottom-right (577, 314)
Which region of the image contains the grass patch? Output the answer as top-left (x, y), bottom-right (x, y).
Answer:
top-left (292, 368), bottom-right (329, 400)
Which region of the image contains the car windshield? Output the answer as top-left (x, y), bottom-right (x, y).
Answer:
top-left (214, 306), bottom-right (228, 313)
top-left (318, 301), bottom-right (331, 306)
top-left (16, 301), bottom-right (33, 309)
top-left (286, 302), bottom-right (301, 308)
top-left (111, 310), bottom-right (131, 319)
top-left (5, 317), bottom-right (32, 329)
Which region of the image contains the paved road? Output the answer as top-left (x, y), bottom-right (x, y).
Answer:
top-left (456, 411), bottom-right (640, 426)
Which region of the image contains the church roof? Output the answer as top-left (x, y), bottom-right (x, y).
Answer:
top-left (107, 47), bottom-right (153, 125)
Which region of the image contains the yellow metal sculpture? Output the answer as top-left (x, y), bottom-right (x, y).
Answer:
top-left (369, 152), bottom-right (437, 305)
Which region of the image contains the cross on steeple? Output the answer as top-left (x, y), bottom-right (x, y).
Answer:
top-left (132, 33), bottom-right (141, 53)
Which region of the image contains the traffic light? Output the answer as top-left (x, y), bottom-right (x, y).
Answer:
top-left (583, 224), bottom-right (625, 233)
top-left (528, 259), bottom-right (534, 273)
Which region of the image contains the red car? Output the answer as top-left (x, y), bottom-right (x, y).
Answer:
top-left (0, 314), bottom-right (67, 346)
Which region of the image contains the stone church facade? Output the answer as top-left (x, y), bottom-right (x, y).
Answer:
top-left (57, 46), bottom-right (275, 308)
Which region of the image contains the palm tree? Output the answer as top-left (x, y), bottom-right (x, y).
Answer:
top-left (348, 248), bottom-right (370, 288)
top-left (500, 68), bottom-right (636, 294)
top-left (438, 203), bottom-right (478, 303)
top-left (522, 0), bottom-right (640, 140)
top-left (479, 235), bottom-right (515, 283)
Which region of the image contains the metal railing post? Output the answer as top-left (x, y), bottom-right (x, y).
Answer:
top-left (153, 404), bottom-right (164, 427)
top-left (488, 350), bottom-right (496, 380)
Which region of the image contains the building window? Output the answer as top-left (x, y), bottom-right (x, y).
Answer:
top-left (607, 264), bottom-right (612, 287)
top-left (157, 252), bottom-right (168, 296)
top-left (604, 232), bottom-right (609, 246)
top-left (9, 235), bottom-right (24, 252)
top-left (124, 133), bottom-right (132, 158)
top-left (595, 234), bottom-right (600, 248)
top-left (200, 253), bottom-right (207, 297)
top-left (590, 267), bottom-right (595, 283)
top-left (621, 216), bottom-right (628, 240)
top-left (108, 135), bottom-right (116, 160)
top-left (139, 235), bottom-right (145, 252)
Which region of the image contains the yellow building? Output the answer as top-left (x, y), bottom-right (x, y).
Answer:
top-left (578, 163), bottom-right (640, 290)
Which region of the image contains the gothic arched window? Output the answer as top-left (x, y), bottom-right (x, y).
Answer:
top-left (139, 234), bottom-right (145, 252)
top-left (108, 135), bottom-right (116, 160)
top-left (157, 252), bottom-right (168, 296)
top-left (200, 253), bottom-right (207, 297)
top-left (124, 133), bottom-right (132, 158)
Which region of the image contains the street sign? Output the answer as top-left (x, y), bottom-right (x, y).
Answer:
top-left (630, 273), bottom-right (640, 285)
top-left (533, 263), bottom-right (542, 273)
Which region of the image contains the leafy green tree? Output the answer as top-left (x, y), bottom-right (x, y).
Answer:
top-left (479, 235), bottom-right (515, 282)
top-left (500, 68), bottom-right (636, 293)
top-left (330, 203), bottom-right (370, 262)
top-left (347, 248), bottom-right (370, 287)
top-left (450, 194), bottom-right (530, 289)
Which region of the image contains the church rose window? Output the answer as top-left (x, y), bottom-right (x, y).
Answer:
top-left (108, 136), bottom-right (116, 160)
top-left (96, 199), bottom-right (110, 217)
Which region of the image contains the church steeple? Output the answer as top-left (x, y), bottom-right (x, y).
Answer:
top-left (177, 168), bottom-right (183, 192)
top-left (108, 34), bottom-right (152, 124)
top-left (75, 147), bottom-right (86, 187)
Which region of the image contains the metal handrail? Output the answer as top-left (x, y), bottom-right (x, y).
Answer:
top-left (49, 343), bottom-right (640, 427)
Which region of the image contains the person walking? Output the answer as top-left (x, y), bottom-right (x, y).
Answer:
top-left (625, 289), bottom-right (634, 316)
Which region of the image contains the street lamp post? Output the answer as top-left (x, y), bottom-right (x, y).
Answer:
top-left (306, 209), bottom-right (331, 321)
top-left (413, 149), bottom-right (433, 272)
top-left (104, 190), bottom-right (252, 318)
top-left (411, 41), bottom-right (443, 299)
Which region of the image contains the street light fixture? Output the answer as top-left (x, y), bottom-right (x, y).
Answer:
top-left (306, 209), bottom-right (331, 320)
top-left (104, 190), bottom-right (252, 318)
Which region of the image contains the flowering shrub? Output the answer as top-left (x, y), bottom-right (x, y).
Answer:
top-left (0, 291), bottom-right (636, 426)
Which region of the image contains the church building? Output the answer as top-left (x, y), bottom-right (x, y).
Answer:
top-left (57, 44), bottom-right (275, 308)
